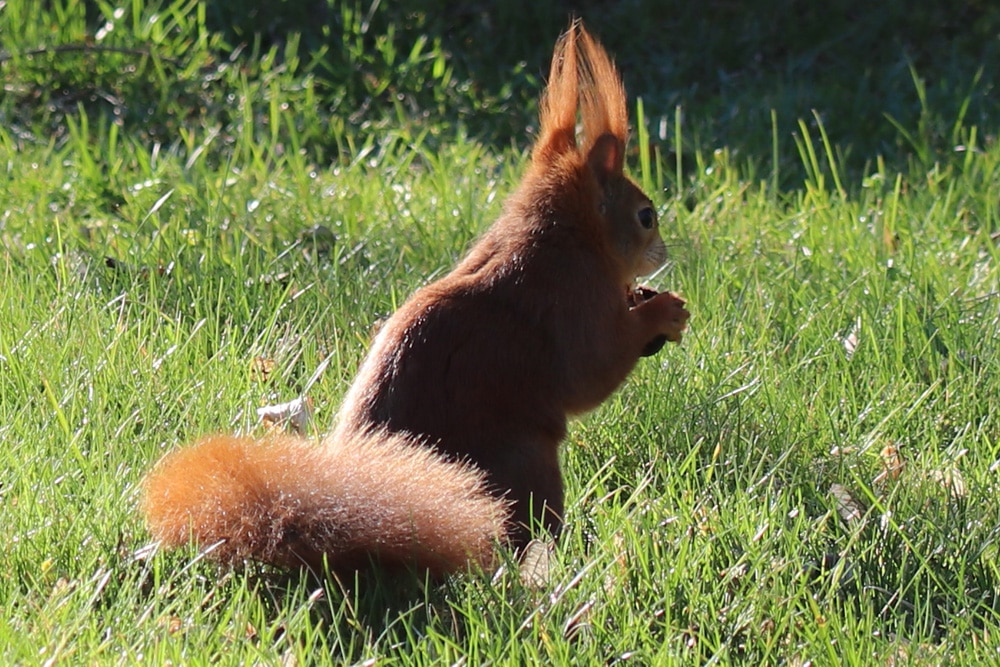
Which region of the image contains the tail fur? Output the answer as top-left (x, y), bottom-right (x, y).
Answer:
top-left (141, 433), bottom-right (510, 575)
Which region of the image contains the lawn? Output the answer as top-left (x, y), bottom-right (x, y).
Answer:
top-left (2, 1), bottom-right (1000, 664)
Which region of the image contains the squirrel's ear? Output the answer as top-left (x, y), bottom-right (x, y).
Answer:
top-left (587, 133), bottom-right (625, 183)
top-left (533, 128), bottom-right (576, 167)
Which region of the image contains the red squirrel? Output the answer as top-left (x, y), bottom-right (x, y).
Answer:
top-left (142, 22), bottom-right (690, 578)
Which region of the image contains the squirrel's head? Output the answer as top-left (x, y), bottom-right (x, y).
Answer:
top-left (531, 20), bottom-right (667, 286)
top-left (587, 133), bottom-right (668, 282)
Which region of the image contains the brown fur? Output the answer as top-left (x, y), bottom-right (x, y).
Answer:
top-left (141, 21), bottom-right (689, 575)
top-left (142, 433), bottom-right (507, 575)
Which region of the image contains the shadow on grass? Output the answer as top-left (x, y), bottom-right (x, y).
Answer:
top-left (5, 0), bottom-right (1000, 185)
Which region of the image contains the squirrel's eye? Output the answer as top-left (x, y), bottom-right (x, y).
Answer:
top-left (637, 206), bottom-right (656, 229)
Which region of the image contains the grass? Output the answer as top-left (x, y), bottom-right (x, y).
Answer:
top-left (3, 0), bottom-right (1000, 664)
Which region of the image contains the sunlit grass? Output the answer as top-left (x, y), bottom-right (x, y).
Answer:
top-left (2, 1), bottom-right (1000, 664)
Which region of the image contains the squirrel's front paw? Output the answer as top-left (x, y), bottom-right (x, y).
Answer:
top-left (630, 286), bottom-right (690, 345)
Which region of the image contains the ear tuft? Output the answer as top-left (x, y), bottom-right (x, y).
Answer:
top-left (532, 22), bottom-right (629, 170)
top-left (533, 22), bottom-right (579, 166)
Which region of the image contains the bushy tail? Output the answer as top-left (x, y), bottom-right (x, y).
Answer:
top-left (141, 433), bottom-right (510, 576)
